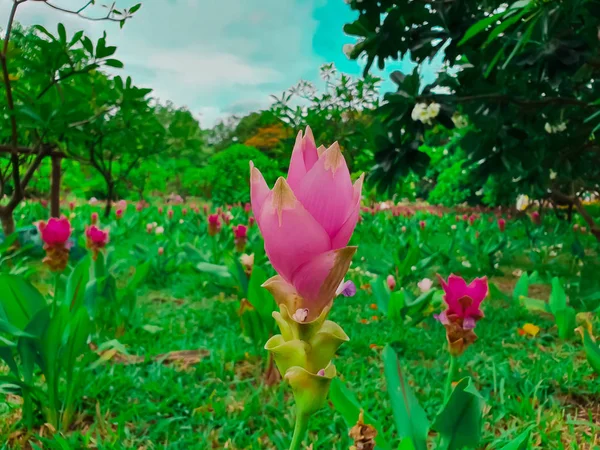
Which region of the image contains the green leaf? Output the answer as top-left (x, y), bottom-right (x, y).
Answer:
top-left (329, 378), bottom-right (391, 449)
top-left (499, 426), bottom-right (534, 449)
top-left (548, 278), bottom-right (566, 314)
top-left (388, 290), bottom-right (406, 321)
top-left (196, 262), bottom-right (232, 279)
top-left (432, 377), bottom-right (484, 450)
top-left (458, 13), bottom-right (506, 46)
top-left (483, 9), bottom-right (529, 47)
top-left (81, 36), bottom-right (94, 55)
top-left (582, 328), bottom-right (600, 374)
top-left (104, 59), bottom-right (124, 68)
top-left (0, 274), bottom-right (46, 330)
top-left (555, 307), bottom-right (576, 340)
top-left (129, 3), bottom-right (142, 13)
top-left (128, 260), bottom-right (151, 292)
top-left (382, 345), bottom-right (429, 450)
top-left (66, 256), bottom-right (91, 312)
top-left (372, 277), bottom-right (390, 314)
top-left (61, 308), bottom-right (91, 374)
top-left (512, 273), bottom-right (529, 304)
top-left (68, 30), bottom-right (84, 47)
top-left (57, 23), bottom-right (67, 43)
top-left (520, 296), bottom-right (550, 313)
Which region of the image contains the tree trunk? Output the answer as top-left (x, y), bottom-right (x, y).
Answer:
top-left (50, 155), bottom-right (62, 218)
top-left (0, 209), bottom-right (16, 236)
top-left (104, 181), bottom-right (114, 218)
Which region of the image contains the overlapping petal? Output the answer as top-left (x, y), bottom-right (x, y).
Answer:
top-left (296, 143), bottom-right (354, 238)
top-left (258, 177), bottom-right (331, 282)
top-left (287, 127), bottom-right (319, 192)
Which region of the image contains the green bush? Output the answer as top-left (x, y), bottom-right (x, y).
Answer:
top-left (199, 144), bottom-right (282, 204)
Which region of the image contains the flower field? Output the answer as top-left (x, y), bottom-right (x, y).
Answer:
top-left (2, 0), bottom-right (600, 449)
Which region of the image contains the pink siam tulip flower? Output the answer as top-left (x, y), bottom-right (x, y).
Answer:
top-left (462, 214), bottom-right (468, 221)
top-left (117, 200), bottom-right (127, 211)
top-left (91, 212), bottom-right (99, 225)
top-left (251, 126), bottom-right (362, 321)
top-left (208, 214), bottom-right (221, 236)
top-left (468, 215), bottom-right (476, 226)
top-left (41, 199), bottom-right (48, 208)
top-left (418, 278), bottom-right (433, 293)
top-left (401, 226), bottom-right (407, 233)
top-left (244, 203), bottom-right (252, 213)
top-left (531, 211), bottom-right (541, 226)
top-left (182, 208), bottom-right (188, 216)
top-left (158, 247), bottom-right (164, 255)
top-left (115, 209), bottom-right (123, 220)
top-left (168, 209), bottom-right (174, 219)
top-left (38, 217), bottom-right (72, 246)
top-left (136, 202), bottom-right (143, 212)
top-left (37, 217), bottom-right (72, 271)
top-left (436, 274), bottom-right (488, 355)
top-left (233, 224), bottom-right (248, 252)
top-left (146, 223), bottom-right (153, 234)
top-left (158, 206), bottom-right (164, 214)
top-left (248, 216), bottom-right (256, 227)
top-left (498, 218), bottom-right (506, 232)
top-left (221, 211), bottom-right (232, 225)
top-left (573, 224), bottom-right (580, 232)
top-left (86, 225), bottom-right (109, 260)
top-left (203, 204), bottom-right (209, 215)
top-left (387, 274), bottom-right (396, 291)
top-left (419, 220), bottom-right (426, 230)
top-left (68, 201), bottom-right (76, 211)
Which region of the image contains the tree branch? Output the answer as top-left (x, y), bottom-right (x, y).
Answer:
top-left (551, 190), bottom-right (600, 241)
top-left (32, 0), bottom-right (122, 22)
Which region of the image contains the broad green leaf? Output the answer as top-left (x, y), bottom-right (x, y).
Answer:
top-left (329, 378), bottom-right (391, 449)
top-left (129, 3), bottom-right (142, 13)
top-left (548, 278), bottom-right (567, 314)
top-left (582, 329), bottom-right (600, 374)
top-left (0, 274), bottom-right (46, 330)
top-left (555, 307), bottom-right (576, 340)
top-left (57, 23), bottom-right (67, 43)
top-left (66, 255), bottom-right (91, 312)
top-left (61, 308), bottom-right (92, 376)
top-left (382, 345), bottom-right (429, 450)
top-left (512, 273), bottom-right (529, 304)
top-left (247, 266), bottom-right (275, 323)
top-left (104, 59), bottom-right (124, 68)
top-left (388, 290), bottom-right (406, 321)
top-left (128, 260), bottom-right (151, 292)
top-left (372, 277), bottom-right (390, 314)
top-left (520, 296), bottom-right (549, 313)
top-left (432, 377), bottom-right (484, 450)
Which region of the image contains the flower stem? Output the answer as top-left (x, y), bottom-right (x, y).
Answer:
top-left (444, 354), bottom-right (458, 402)
top-left (289, 411), bottom-right (310, 450)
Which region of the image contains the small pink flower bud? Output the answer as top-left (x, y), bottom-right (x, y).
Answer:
top-left (387, 274), bottom-right (396, 291)
top-left (91, 212), bottom-right (99, 225)
top-left (158, 247), bottom-right (164, 255)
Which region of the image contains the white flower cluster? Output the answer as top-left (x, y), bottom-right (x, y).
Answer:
top-left (411, 102), bottom-right (440, 125)
top-left (452, 113), bottom-right (468, 129)
top-left (544, 122), bottom-right (567, 134)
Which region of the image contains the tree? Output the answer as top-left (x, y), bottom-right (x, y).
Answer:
top-left (344, 0), bottom-right (600, 238)
top-left (270, 63), bottom-right (381, 173)
top-left (0, 1), bottom-right (140, 234)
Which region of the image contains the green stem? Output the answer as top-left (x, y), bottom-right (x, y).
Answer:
top-left (289, 411), bottom-right (310, 450)
top-left (444, 354), bottom-right (458, 402)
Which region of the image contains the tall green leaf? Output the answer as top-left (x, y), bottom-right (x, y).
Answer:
top-left (382, 345), bottom-right (430, 450)
top-left (432, 377), bottom-right (484, 450)
top-left (0, 274), bottom-right (46, 330)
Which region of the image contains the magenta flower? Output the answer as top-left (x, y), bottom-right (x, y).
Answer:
top-left (498, 218), bottom-right (506, 232)
top-left (233, 224), bottom-right (248, 252)
top-left (115, 209), bottom-right (123, 220)
top-left (37, 217), bottom-right (72, 247)
top-left (86, 225), bottom-right (109, 247)
top-left (208, 213), bottom-right (221, 236)
top-left (251, 126), bottom-right (362, 320)
top-left (531, 211), bottom-right (541, 226)
top-left (91, 212), bottom-right (99, 225)
top-left (37, 217), bottom-right (72, 271)
top-left (436, 274), bottom-right (488, 355)
top-left (387, 274), bottom-right (396, 291)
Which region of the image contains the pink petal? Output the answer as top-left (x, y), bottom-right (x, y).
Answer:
top-left (250, 162), bottom-right (270, 229)
top-left (331, 173), bottom-right (364, 248)
top-left (437, 273), bottom-right (467, 315)
top-left (259, 177), bottom-right (331, 282)
top-left (291, 246), bottom-right (356, 318)
top-left (287, 127), bottom-right (318, 192)
top-left (296, 142), bottom-right (354, 238)
top-left (464, 277), bottom-right (488, 319)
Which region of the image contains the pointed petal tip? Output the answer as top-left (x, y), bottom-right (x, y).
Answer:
top-left (323, 142), bottom-right (345, 173)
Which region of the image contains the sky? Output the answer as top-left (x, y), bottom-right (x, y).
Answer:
top-left (1, 0), bottom-right (438, 127)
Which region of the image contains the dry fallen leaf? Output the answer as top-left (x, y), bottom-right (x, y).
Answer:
top-left (349, 410), bottom-right (377, 450)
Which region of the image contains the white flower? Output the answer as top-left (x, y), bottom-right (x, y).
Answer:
top-left (417, 278), bottom-right (433, 293)
top-left (426, 102), bottom-right (441, 118)
top-left (545, 122), bottom-right (567, 134)
top-left (343, 43), bottom-right (355, 58)
top-left (462, 261), bottom-right (472, 268)
top-left (516, 194), bottom-right (529, 212)
top-left (476, 189), bottom-right (483, 196)
top-left (549, 170), bottom-right (557, 180)
top-left (451, 224), bottom-right (457, 230)
top-left (179, 219), bottom-right (184, 224)
top-left (155, 226), bottom-right (165, 235)
top-left (544, 122), bottom-right (553, 134)
top-left (411, 103), bottom-right (428, 122)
